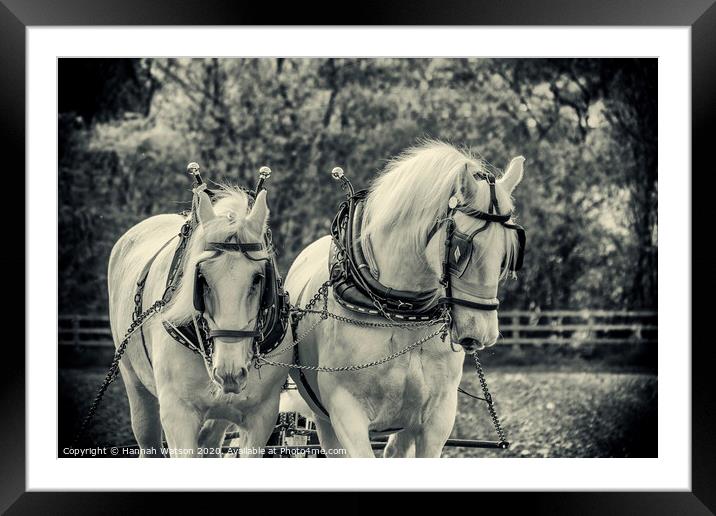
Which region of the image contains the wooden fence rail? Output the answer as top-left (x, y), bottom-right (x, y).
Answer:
top-left (58, 310), bottom-right (657, 348)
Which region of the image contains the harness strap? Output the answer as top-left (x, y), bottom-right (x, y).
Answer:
top-left (349, 197), bottom-right (435, 307)
top-left (295, 349), bottom-right (331, 420)
top-left (487, 173), bottom-right (500, 214)
top-left (206, 242), bottom-right (265, 253)
top-left (133, 234), bottom-right (180, 368)
top-left (135, 235), bottom-right (179, 299)
top-left (138, 324), bottom-right (152, 368)
top-left (291, 283), bottom-right (331, 419)
top-left (438, 297), bottom-right (499, 311)
top-left (440, 218), bottom-right (455, 290)
top-left (454, 207), bottom-right (510, 223)
top-left (164, 222), bottom-right (193, 299)
top-left (208, 329), bottom-right (261, 339)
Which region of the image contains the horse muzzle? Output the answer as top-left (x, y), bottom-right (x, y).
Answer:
top-left (212, 366), bottom-right (248, 394)
top-left (458, 337), bottom-right (487, 352)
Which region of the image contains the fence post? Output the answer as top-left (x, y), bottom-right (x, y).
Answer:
top-left (586, 311), bottom-right (595, 341)
top-left (507, 315), bottom-right (520, 349)
top-left (73, 316), bottom-right (80, 347)
top-left (634, 325), bottom-right (642, 341)
top-left (554, 314), bottom-right (562, 341)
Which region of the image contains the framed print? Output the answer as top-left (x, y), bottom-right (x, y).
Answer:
top-left (5, 0), bottom-right (714, 513)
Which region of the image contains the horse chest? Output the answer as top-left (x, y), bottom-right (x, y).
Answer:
top-left (363, 349), bottom-right (453, 429)
top-left (313, 315), bottom-right (463, 430)
top-left (205, 402), bottom-right (247, 423)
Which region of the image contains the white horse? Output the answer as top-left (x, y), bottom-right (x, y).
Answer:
top-left (108, 187), bottom-right (290, 457)
top-left (282, 141), bottom-right (524, 457)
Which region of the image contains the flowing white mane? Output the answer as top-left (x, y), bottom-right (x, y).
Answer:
top-left (163, 185), bottom-right (266, 326)
top-left (362, 140), bottom-right (519, 279)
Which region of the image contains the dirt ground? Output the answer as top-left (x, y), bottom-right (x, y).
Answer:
top-left (59, 366), bottom-right (657, 458)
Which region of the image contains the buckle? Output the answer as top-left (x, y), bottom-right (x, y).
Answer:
top-left (395, 299), bottom-right (413, 310)
top-left (161, 285), bottom-right (176, 303)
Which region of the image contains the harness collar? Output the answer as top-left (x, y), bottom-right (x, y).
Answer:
top-left (329, 191), bottom-right (443, 319)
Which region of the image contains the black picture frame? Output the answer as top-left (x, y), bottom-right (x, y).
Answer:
top-left (5, 0), bottom-right (712, 513)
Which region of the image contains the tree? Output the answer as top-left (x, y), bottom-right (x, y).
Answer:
top-left (58, 58), bottom-right (657, 314)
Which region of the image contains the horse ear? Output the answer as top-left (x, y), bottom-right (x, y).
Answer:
top-left (499, 156), bottom-right (525, 193)
top-left (245, 190), bottom-right (269, 236)
top-left (197, 190), bottom-right (215, 224)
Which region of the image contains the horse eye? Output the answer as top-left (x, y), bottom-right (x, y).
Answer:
top-left (252, 273), bottom-right (264, 285)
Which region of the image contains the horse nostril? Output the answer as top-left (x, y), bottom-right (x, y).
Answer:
top-left (459, 338), bottom-right (484, 351)
top-left (211, 367), bottom-right (248, 394)
top-left (221, 377), bottom-right (240, 394)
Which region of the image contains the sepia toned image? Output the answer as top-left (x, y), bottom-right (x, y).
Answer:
top-left (58, 57), bottom-right (657, 458)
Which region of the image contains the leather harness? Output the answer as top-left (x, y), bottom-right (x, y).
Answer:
top-left (329, 190), bottom-right (441, 320)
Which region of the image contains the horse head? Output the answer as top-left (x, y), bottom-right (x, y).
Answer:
top-left (434, 155), bottom-right (525, 351)
top-left (192, 188), bottom-right (270, 394)
top-left (362, 141), bottom-right (525, 353)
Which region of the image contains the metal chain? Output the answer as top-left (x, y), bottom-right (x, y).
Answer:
top-left (259, 281), bottom-right (333, 359)
top-left (261, 315), bottom-right (325, 359)
top-left (269, 281), bottom-right (449, 360)
top-left (256, 324), bottom-right (446, 373)
top-left (298, 308), bottom-right (447, 330)
top-left (289, 279), bottom-right (448, 331)
top-left (72, 299), bottom-right (166, 447)
top-left (470, 351), bottom-right (508, 445)
top-left (291, 281), bottom-right (331, 324)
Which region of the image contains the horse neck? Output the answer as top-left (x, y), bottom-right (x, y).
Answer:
top-left (366, 222), bottom-right (436, 293)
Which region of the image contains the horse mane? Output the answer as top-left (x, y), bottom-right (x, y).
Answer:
top-left (162, 185), bottom-right (268, 326)
top-left (362, 140), bottom-right (519, 280)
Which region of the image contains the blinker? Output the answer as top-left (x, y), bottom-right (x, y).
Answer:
top-left (447, 230), bottom-right (474, 277)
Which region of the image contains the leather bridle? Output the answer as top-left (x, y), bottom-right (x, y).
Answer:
top-left (430, 170), bottom-right (526, 313)
top-left (189, 174), bottom-right (289, 357)
top-left (193, 238), bottom-right (270, 343)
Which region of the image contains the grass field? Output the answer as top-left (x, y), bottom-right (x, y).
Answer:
top-left (60, 366), bottom-right (657, 458)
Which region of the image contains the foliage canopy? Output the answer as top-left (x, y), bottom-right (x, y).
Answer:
top-left (59, 58), bottom-right (656, 314)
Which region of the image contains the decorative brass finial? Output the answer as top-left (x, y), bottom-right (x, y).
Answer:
top-left (331, 166), bottom-right (354, 198)
top-left (259, 166), bottom-right (272, 179)
top-left (187, 162), bottom-right (201, 176)
top-left (331, 167), bottom-right (345, 180)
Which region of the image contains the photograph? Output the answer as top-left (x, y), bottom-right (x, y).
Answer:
top-left (58, 57), bottom-right (658, 459)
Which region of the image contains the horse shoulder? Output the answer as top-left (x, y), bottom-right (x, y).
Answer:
top-left (285, 234), bottom-right (332, 297)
